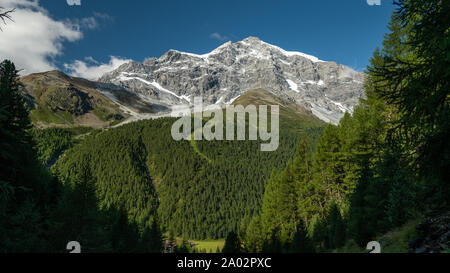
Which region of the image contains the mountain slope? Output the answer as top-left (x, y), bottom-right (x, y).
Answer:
top-left (100, 37), bottom-right (365, 124)
top-left (54, 89), bottom-right (326, 239)
top-left (20, 70), bottom-right (124, 128)
top-left (20, 70), bottom-right (164, 128)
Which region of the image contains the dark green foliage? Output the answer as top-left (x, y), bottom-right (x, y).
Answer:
top-left (0, 60), bottom-right (163, 253)
top-left (369, 0), bottom-right (450, 208)
top-left (289, 221), bottom-right (315, 253)
top-left (347, 159), bottom-right (378, 246)
top-left (173, 239), bottom-right (193, 253)
top-left (0, 60), bottom-right (34, 187)
top-left (343, 0), bottom-right (448, 248)
top-left (0, 60), bottom-right (58, 252)
top-left (243, 215), bottom-right (264, 253)
top-left (261, 228), bottom-right (283, 253)
top-left (31, 127), bottom-right (94, 167)
top-left (308, 215), bottom-right (327, 251)
top-left (138, 217), bottom-right (163, 253)
top-left (55, 127), bottom-right (160, 230)
top-left (260, 165), bottom-right (298, 246)
top-left (240, 1), bottom-right (449, 251)
top-left (31, 128), bottom-right (73, 166)
top-left (222, 231), bottom-right (241, 253)
top-left (326, 202), bottom-right (346, 249)
top-left (55, 107), bottom-right (324, 240)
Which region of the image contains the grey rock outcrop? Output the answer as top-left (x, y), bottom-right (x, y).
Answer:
top-left (409, 211), bottom-right (450, 253)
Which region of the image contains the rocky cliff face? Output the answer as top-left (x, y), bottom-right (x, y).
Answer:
top-left (100, 37), bottom-right (365, 124)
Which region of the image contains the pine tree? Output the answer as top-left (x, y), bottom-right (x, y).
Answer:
top-left (222, 231), bottom-right (241, 253)
top-left (138, 217), bottom-right (163, 253)
top-left (348, 159), bottom-right (375, 246)
top-left (289, 221), bottom-right (315, 253)
top-left (244, 216), bottom-right (264, 253)
top-left (326, 202), bottom-right (345, 249)
top-left (308, 214), bottom-right (327, 251)
top-left (294, 137), bottom-right (315, 225)
top-left (261, 227), bottom-right (283, 253)
top-left (0, 60), bottom-right (56, 252)
top-left (0, 60), bottom-right (33, 188)
top-left (110, 209), bottom-right (139, 253)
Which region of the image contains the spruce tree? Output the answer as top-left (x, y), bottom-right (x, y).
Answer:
top-left (326, 202), bottom-right (345, 249)
top-left (0, 60), bottom-right (33, 187)
top-left (0, 60), bottom-right (55, 252)
top-left (289, 221), bottom-right (315, 253)
top-left (222, 231), bottom-right (241, 253)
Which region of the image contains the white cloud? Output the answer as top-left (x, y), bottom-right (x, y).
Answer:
top-left (0, 0), bottom-right (82, 74)
top-left (64, 56), bottom-right (131, 80)
top-left (84, 56), bottom-right (99, 64)
top-left (210, 32), bottom-right (228, 41)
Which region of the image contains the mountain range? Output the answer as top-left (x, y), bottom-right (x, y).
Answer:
top-left (100, 37), bottom-right (365, 125)
top-left (21, 37), bottom-right (365, 127)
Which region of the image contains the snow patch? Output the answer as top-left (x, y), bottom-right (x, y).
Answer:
top-left (286, 79), bottom-right (299, 92)
top-left (215, 96), bottom-right (225, 104)
top-left (171, 41), bottom-right (232, 62)
top-left (115, 74), bottom-right (189, 102)
top-left (227, 95), bottom-right (241, 105)
top-left (260, 41), bottom-right (325, 63)
top-left (325, 94), bottom-right (351, 114)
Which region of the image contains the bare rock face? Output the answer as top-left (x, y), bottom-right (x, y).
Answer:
top-left (100, 37), bottom-right (365, 124)
top-left (409, 211), bottom-right (450, 253)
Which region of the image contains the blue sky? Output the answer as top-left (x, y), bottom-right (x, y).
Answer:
top-left (0, 0), bottom-right (396, 77)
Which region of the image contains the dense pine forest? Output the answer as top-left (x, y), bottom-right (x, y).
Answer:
top-left (53, 90), bottom-right (325, 240)
top-left (0, 60), bottom-right (162, 252)
top-left (223, 0), bottom-right (449, 253)
top-left (0, 0), bottom-right (448, 253)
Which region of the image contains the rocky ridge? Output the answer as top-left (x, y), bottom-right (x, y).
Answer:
top-left (100, 37), bottom-right (365, 124)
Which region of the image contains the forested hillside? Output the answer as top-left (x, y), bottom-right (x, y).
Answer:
top-left (0, 60), bottom-right (162, 253)
top-left (54, 89), bottom-right (326, 240)
top-left (226, 0), bottom-right (449, 253)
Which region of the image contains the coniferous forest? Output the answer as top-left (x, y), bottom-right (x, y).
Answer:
top-left (0, 0), bottom-right (449, 254)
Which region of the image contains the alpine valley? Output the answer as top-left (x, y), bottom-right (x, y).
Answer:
top-left (3, 1), bottom-right (448, 254)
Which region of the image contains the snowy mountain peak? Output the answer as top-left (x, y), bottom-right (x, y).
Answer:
top-left (100, 37), bottom-right (365, 124)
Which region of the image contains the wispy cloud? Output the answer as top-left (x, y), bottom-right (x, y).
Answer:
top-left (210, 32), bottom-right (229, 41)
top-left (66, 12), bottom-right (113, 31)
top-left (64, 56), bottom-right (132, 80)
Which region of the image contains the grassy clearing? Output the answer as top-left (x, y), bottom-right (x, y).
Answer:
top-left (171, 237), bottom-right (225, 253)
top-left (31, 106), bottom-right (74, 125)
top-left (189, 130), bottom-right (213, 163)
top-left (192, 239), bottom-right (225, 253)
top-left (31, 107), bottom-right (65, 124)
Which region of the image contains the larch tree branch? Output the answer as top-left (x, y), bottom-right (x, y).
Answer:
top-left (0, 7), bottom-right (15, 31)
